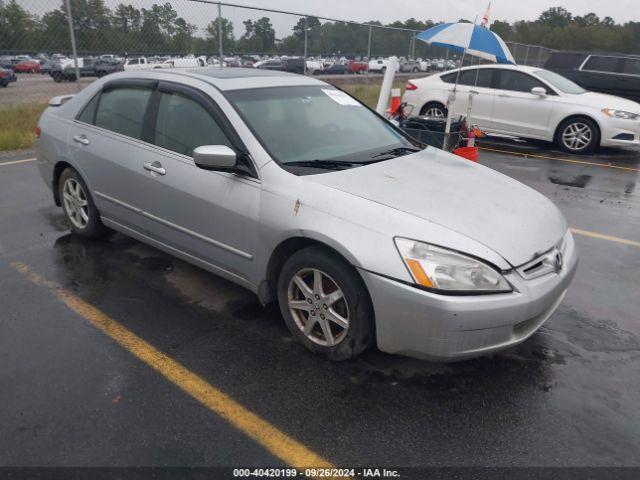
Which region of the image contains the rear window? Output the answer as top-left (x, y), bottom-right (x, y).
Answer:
top-left (95, 87), bottom-right (152, 140)
top-left (583, 56), bottom-right (620, 73)
top-left (441, 69), bottom-right (494, 88)
top-left (622, 58), bottom-right (640, 76)
top-left (544, 52), bottom-right (586, 69)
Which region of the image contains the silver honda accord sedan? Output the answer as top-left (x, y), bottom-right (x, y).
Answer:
top-left (36, 68), bottom-right (577, 362)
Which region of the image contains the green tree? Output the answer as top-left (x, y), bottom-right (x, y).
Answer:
top-left (0, 0), bottom-right (35, 50)
top-left (205, 16), bottom-right (234, 53)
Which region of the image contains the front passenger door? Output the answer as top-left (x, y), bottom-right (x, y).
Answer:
top-left (491, 70), bottom-right (555, 138)
top-left (136, 83), bottom-right (260, 282)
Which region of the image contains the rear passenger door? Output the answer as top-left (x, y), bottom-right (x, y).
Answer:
top-left (68, 80), bottom-right (156, 230)
top-left (136, 82), bottom-right (260, 282)
top-left (445, 68), bottom-right (496, 128)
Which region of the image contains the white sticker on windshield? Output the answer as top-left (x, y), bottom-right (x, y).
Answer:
top-left (322, 89), bottom-right (361, 106)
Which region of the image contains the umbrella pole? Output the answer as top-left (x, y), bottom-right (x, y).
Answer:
top-left (443, 48), bottom-right (466, 151)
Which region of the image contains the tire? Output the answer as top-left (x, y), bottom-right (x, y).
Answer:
top-left (59, 168), bottom-right (110, 239)
top-left (412, 67), bottom-right (419, 73)
top-left (555, 117), bottom-right (599, 154)
top-left (53, 73), bottom-right (62, 83)
top-left (420, 102), bottom-right (447, 118)
top-left (277, 246), bottom-right (375, 361)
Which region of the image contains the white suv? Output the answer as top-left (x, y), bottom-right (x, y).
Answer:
top-left (403, 64), bottom-right (640, 154)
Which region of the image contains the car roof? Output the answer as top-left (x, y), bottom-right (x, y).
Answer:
top-left (549, 51), bottom-right (640, 59)
top-left (117, 67), bottom-right (325, 91)
top-left (442, 64), bottom-right (542, 74)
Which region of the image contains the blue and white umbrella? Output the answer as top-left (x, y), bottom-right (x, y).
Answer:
top-left (416, 22), bottom-right (515, 64)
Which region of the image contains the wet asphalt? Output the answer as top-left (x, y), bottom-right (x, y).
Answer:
top-left (0, 142), bottom-right (639, 470)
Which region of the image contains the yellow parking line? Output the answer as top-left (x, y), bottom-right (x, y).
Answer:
top-left (0, 158), bottom-right (37, 166)
top-left (479, 146), bottom-right (640, 173)
top-left (571, 228), bottom-right (640, 248)
top-left (11, 261), bottom-right (332, 469)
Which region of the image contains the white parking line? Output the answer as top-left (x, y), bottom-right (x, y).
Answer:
top-left (0, 158), bottom-right (37, 167)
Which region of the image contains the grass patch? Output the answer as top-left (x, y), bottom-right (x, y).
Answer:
top-left (340, 82), bottom-right (405, 108)
top-left (0, 103), bottom-right (47, 151)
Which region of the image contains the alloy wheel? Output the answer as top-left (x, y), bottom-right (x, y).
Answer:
top-left (425, 107), bottom-right (445, 118)
top-left (62, 178), bottom-right (89, 229)
top-left (287, 268), bottom-right (349, 347)
top-left (561, 122), bottom-right (592, 152)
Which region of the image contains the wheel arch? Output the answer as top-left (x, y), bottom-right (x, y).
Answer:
top-left (553, 113), bottom-right (602, 146)
top-left (52, 160), bottom-right (74, 206)
top-left (420, 100), bottom-right (447, 116)
top-left (260, 235), bottom-right (362, 305)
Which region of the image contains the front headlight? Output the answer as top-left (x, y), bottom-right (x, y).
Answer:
top-left (602, 108), bottom-right (639, 120)
top-left (395, 238), bottom-right (512, 293)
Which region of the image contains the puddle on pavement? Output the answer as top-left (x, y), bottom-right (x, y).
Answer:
top-left (548, 174), bottom-right (592, 188)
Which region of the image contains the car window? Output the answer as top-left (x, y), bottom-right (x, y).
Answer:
top-left (544, 52), bottom-right (586, 69)
top-left (154, 91), bottom-right (232, 157)
top-left (497, 71), bottom-right (546, 93)
top-left (621, 58), bottom-right (640, 76)
top-left (94, 87), bottom-right (151, 139)
top-left (456, 69), bottom-right (494, 88)
top-left (128, 58), bottom-right (139, 65)
top-left (583, 55), bottom-right (619, 73)
top-left (77, 93), bottom-right (99, 124)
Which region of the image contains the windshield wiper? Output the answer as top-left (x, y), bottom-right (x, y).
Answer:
top-left (284, 159), bottom-right (355, 170)
top-left (368, 146), bottom-right (421, 160)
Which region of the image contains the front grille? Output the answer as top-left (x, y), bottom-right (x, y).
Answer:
top-left (516, 235), bottom-right (567, 281)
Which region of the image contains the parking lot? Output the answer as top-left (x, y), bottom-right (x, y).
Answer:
top-left (1, 140), bottom-right (639, 472)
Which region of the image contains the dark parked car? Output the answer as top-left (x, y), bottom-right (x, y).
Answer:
top-left (257, 59), bottom-right (283, 71)
top-left (281, 57), bottom-right (305, 74)
top-left (315, 63), bottom-right (348, 75)
top-left (50, 58), bottom-right (123, 82)
top-left (544, 51), bottom-right (640, 103)
top-left (0, 67), bottom-right (17, 87)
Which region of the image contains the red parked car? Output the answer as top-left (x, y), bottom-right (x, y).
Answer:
top-left (347, 59), bottom-right (369, 74)
top-left (14, 60), bottom-right (40, 73)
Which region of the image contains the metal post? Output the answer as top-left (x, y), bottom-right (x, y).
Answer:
top-left (218, 2), bottom-right (223, 67)
top-left (303, 16), bottom-right (308, 75)
top-left (408, 32), bottom-right (412, 58)
top-left (365, 25), bottom-right (372, 86)
top-left (64, 0), bottom-right (81, 91)
top-left (512, 43), bottom-right (518, 64)
top-left (524, 45), bottom-right (530, 66)
top-left (538, 47), bottom-right (544, 67)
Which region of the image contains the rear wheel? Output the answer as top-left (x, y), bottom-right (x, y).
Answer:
top-left (555, 117), bottom-right (599, 154)
top-left (59, 168), bottom-right (110, 239)
top-left (277, 246), bottom-right (375, 361)
top-left (420, 102), bottom-right (447, 118)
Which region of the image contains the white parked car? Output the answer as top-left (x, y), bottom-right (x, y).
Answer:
top-left (368, 58), bottom-right (399, 74)
top-left (403, 64), bottom-right (640, 153)
top-left (123, 57), bottom-right (150, 71)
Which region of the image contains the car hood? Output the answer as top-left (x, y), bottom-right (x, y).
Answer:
top-left (566, 91), bottom-right (640, 112)
top-left (307, 149), bottom-right (567, 267)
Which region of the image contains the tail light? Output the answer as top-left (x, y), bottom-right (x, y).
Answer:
top-left (405, 81), bottom-right (418, 91)
top-left (35, 126), bottom-right (41, 138)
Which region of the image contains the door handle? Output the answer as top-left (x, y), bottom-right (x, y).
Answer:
top-left (143, 161), bottom-right (166, 175)
top-left (72, 134), bottom-right (90, 146)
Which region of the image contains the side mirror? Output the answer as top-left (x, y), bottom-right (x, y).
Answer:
top-left (193, 145), bottom-right (237, 170)
top-left (531, 86), bottom-right (547, 96)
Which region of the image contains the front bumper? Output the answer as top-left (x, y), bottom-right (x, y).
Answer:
top-left (600, 116), bottom-right (640, 147)
top-left (360, 231), bottom-right (578, 362)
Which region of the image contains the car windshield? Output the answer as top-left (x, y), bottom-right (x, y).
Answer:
top-left (226, 86), bottom-right (414, 169)
top-left (533, 69), bottom-right (586, 94)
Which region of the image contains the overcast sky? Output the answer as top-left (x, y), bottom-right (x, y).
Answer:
top-left (18, 0), bottom-right (640, 38)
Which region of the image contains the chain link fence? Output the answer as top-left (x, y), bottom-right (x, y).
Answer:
top-left (1, 0), bottom-right (554, 98)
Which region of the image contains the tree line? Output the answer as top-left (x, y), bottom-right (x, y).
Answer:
top-left (1, 1), bottom-right (639, 57)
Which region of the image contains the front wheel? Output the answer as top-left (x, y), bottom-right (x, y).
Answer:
top-left (420, 102), bottom-right (447, 118)
top-left (277, 246), bottom-right (375, 361)
top-left (555, 117), bottom-right (599, 154)
top-left (59, 168), bottom-right (110, 239)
